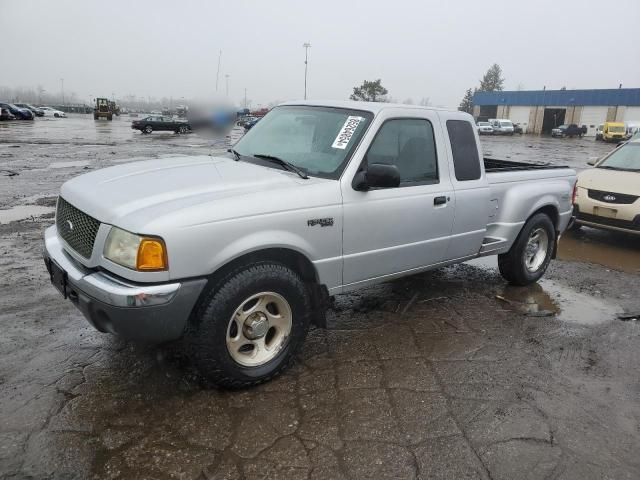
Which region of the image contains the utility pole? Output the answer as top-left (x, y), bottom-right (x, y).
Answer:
top-left (225, 74), bottom-right (230, 98)
top-left (215, 50), bottom-right (222, 92)
top-left (60, 78), bottom-right (65, 105)
top-left (303, 42), bottom-right (311, 100)
top-left (244, 88), bottom-right (247, 109)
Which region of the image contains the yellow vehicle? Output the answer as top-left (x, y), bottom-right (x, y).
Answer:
top-left (572, 138), bottom-right (640, 235)
top-left (602, 121), bottom-right (626, 143)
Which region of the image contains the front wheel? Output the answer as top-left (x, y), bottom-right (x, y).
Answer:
top-left (179, 125), bottom-right (188, 134)
top-left (144, 125), bottom-right (152, 134)
top-left (498, 213), bottom-right (555, 286)
top-left (186, 262), bottom-right (311, 388)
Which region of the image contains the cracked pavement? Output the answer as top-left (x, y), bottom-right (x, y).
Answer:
top-left (1, 116), bottom-right (640, 479)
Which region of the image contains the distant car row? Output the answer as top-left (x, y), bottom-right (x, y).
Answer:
top-left (0, 102), bottom-right (66, 120)
top-left (476, 118), bottom-right (522, 135)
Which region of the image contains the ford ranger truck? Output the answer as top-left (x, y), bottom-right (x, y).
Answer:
top-left (44, 100), bottom-right (577, 387)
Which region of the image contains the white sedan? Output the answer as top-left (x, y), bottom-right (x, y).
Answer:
top-left (39, 107), bottom-right (67, 118)
top-left (476, 121), bottom-right (494, 135)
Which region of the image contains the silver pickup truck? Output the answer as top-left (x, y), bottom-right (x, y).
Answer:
top-left (44, 100), bottom-right (576, 387)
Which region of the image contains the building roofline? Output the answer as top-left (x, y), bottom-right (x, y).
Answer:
top-left (473, 88), bottom-right (640, 107)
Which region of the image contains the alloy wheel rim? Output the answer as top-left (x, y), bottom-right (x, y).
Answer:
top-left (226, 292), bottom-right (292, 367)
top-left (523, 228), bottom-right (549, 272)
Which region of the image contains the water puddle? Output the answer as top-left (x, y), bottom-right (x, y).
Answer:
top-left (466, 257), bottom-right (620, 325)
top-left (0, 205), bottom-right (55, 224)
top-left (558, 230), bottom-right (640, 275)
top-left (496, 279), bottom-right (619, 325)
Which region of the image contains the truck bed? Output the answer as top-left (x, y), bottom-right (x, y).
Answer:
top-left (484, 157), bottom-right (568, 172)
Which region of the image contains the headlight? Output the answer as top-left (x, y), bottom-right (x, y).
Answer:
top-left (103, 227), bottom-right (168, 271)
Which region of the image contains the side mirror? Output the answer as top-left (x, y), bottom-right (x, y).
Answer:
top-left (353, 163), bottom-right (401, 191)
top-left (587, 159), bottom-right (596, 166)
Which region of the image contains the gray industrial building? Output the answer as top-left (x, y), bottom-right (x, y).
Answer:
top-left (472, 88), bottom-right (640, 136)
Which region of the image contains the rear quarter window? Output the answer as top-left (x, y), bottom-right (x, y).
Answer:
top-left (446, 120), bottom-right (481, 181)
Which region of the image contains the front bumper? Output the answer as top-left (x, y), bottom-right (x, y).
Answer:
top-left (43, 226), bottom-right (207, 342)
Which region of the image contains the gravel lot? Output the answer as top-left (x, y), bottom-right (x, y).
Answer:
top-left (1, 115), bottom-right (639, 479)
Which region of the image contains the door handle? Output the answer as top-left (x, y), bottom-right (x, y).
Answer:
top-left (434, 196), bottom-right (447, 206)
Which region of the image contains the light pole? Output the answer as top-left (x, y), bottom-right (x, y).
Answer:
top-left (215, 50), bottom-right (222, 92)
top-left (60, 78), bottom-right (65, 105)
top-left (225, 74), bottom-right (230, 98)
top-left (303, 43), bottom-right (311, 100)
top-left (244, 88), bottom-right (247, 109)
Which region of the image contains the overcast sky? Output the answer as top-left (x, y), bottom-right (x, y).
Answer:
top-left (2, 0), bottom-right (639, 108)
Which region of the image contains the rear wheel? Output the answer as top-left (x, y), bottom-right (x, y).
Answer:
top-left (186, 262), bottom-right (311, 388)
top-left (498, 213), bottom-right (555, 286)
top-left (179, 125), bottom-right (188, 134)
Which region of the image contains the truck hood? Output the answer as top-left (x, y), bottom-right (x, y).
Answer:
top-left (578, 167), bottom-right (640, 196)
top-left (60, 155), bottom-right (336, 232)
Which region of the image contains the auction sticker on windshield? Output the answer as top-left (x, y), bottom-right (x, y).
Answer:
top-left (332, 116), bottom-right (364, 149)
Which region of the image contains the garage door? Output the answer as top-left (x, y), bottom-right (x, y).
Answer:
top-left (623, 107), bottom-right (640, 122)
top-left (509, 106), bottom-right (531, 133)
top-left (580, 106), bottom-right (608, 137)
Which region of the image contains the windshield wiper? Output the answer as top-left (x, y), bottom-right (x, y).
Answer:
top-left (227, 148), bottom-right (241, 161)
top-left (252, 154), bottom-right (309, 179)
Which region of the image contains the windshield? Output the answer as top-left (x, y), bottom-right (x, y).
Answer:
top-left (500, 121), bottom-right (513, 127)
top-left (233, 105), bottom-right (373, 179)
top-left (478, 122), bottom-right (490, 126)
top-left (609, 125), bottom-right (625, 133)
top-left (558, 125), bottom-right (568, 129)
top-left (598, 143), bottom-right (640, 171)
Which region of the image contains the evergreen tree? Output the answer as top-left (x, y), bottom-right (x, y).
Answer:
top-left (458, 88), bottom-right (474, 114)
top-left (479, 64), bottom-right (504, 92)
top-left (350, 79), bottom-right (388, 102)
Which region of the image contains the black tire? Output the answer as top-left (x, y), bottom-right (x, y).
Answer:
top-left (179, 125), bottom-right (187, 134)
top-left (144, 125), bottom-right (152, 134)
top-left (54, 113), bottom-right (60, 118)
top-left (186, 262), bottom-right (311, 388)
top-left (498, 213), bottom-right (555, 286)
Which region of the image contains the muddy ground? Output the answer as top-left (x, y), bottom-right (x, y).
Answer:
top-left (1, 115), bottom-right (639, 479)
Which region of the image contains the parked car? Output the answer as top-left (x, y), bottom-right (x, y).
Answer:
top-left (43, 100), bottom-right (576, 387)
top-left (489, 118), bottom-right (515, 135)
top-left (131, 115), bottom-right (191, 134)
top-left (237, 116), bottom-right (256, 127)
top-left (602, 122), bottom-right (625, 143)
top-left (624, 122), bottom-right (640, 140)
top-left (39, 106), bottom-right (67, 118)
top-left (476, 121), bottom-right (494, 135)
top-left (243, 117), bottom-right (261, 131)
top-left (571, 137), bottom-right (639, 235)
top-left (551, 124), bottom-right (587, 138)
top-left (0, 102), bottom-right (34, 120)
top-left (0, 106), bottom-right (16, 121)
top-left (15, 103), bottom-right (44, 117)
top-left (595, 124), bottom-right (604, 141)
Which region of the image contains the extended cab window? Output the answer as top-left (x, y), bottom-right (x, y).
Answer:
top-left (446, 120), bottom-right (481, 181)
top-left (366, 118), bottom-right (438, 185)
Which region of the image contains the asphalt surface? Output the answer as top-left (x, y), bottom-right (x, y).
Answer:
top-left (1, 115), bottom-right (639, 479)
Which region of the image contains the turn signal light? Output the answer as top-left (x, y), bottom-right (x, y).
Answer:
top-left (136, 238), bottom-right (168, 271)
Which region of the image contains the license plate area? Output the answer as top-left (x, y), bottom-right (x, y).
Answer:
top-left (594, 206), bottom-right (617, 219)
top-left (46, 258), bottom-right (68, 299)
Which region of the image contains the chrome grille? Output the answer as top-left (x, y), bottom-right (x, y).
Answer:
top-left (56, 197), bottom-right (101, 258)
